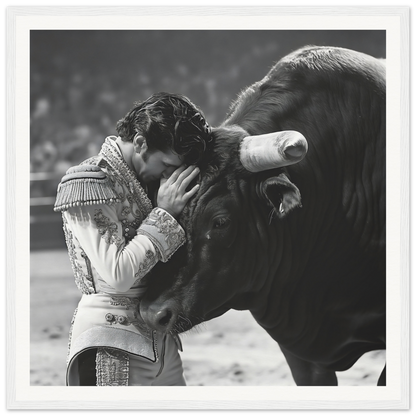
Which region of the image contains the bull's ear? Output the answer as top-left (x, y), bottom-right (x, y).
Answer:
top-left (260, 173), bottom-right (302, 219)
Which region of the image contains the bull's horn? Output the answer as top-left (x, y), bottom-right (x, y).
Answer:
top-left (239, 131), bottom-right (308, 172)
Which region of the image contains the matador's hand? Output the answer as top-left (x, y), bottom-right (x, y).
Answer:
top-left (156, 165), bottom-right (200, 218)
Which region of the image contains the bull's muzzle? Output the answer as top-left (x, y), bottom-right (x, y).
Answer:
top-left (139, 298), bottom-right (178, 333)
top-left (239, 130), bottom-right (308, 172)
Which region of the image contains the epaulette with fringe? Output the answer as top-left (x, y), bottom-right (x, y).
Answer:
top-left (54, 164), bottom-right (120, 212)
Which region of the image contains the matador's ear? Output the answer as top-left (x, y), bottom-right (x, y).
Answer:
top-left (133, 134), bottom-right (147, 153)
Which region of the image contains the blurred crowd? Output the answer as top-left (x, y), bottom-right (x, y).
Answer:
top-left (30, 30), bottom-right (386, 198)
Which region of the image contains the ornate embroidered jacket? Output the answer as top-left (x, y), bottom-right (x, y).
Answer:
top-left (54, 136), bottom-right (185, 385)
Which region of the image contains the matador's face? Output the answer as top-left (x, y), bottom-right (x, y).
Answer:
top-left (133, 139), bottom-right (184, 184)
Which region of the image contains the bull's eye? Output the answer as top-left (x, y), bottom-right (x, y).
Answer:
top-left (213, 216), bottom-right (230, 229)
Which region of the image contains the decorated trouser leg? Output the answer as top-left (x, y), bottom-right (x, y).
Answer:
top-left (77, 335), bottom-right (186, 386)
top-left (77, 348), bottom-right (129, 386)
top-left (96, 348), bottom-right (130, 386)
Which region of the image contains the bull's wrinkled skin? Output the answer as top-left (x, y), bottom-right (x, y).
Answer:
top-left (140, 46), bottom-right (386, 386)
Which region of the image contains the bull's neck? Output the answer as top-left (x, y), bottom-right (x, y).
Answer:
top-left (243, 201), bottom-right (305, 322)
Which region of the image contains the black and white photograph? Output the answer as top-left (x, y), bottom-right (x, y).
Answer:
top-left (5, 4), bottom-right (409, 411)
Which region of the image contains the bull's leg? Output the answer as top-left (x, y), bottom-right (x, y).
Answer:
top-left (280, 346), bottom-right (337, 386)
top-left (377, 365), bottom-right (386, 386)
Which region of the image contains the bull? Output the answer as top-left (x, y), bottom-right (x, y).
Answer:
top-left (140, 46), bottom-right (386, 386)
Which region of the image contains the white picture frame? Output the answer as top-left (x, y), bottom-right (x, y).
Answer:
top-left (5, 5), bottom-right (410, 411)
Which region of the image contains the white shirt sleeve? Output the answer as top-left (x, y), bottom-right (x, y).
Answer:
top-left (63, 203), bottom-right (185, 292)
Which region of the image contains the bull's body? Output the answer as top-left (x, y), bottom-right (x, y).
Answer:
top-left (141, 46), bottom-right (386, 386)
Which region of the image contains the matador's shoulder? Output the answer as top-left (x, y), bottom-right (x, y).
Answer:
top-left (54, 161), bottom-right (120, 212)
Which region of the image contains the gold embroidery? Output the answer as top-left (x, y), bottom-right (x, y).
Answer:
top-left (81, 250), bottom-right (96, 293)
top-left (121, 206), bottom-right (131, 217)
top-left (96, 348), bottom-right (129, 386)
top-left (134, 250), bottom-right (158, 280)
top-left (139, 209), bottom-right (186, 261)
top-left (110, 296), bottom-right (140, 310)
top-left (99, 137), bottom-right (153, 222)
top-left (66, 308), bottom-right (78, 365)
top-left (155, 210), bottom-right (185, 248)
top-left (62, 215), bottom-right (94, 295)
top-left (94, 209), bottom-right (122, 246)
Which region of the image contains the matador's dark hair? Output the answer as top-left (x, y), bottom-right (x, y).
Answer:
top-left (116, 92), bottom-right (213, 166)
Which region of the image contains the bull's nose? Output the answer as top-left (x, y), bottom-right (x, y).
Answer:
top-left (140, 300), bottom-right (177, 333)
top-left (155, 308), bottom-right (173, 328)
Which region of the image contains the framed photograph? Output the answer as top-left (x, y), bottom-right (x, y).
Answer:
top-left (6, 5), bottom-right (409, 410)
